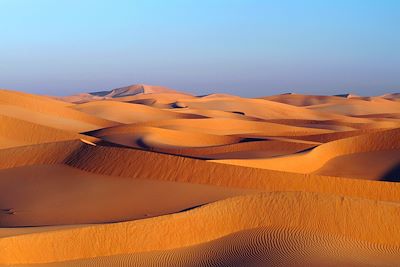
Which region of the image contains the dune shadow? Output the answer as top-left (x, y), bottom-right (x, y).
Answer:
top-left (379, 163), bottom-right (400, 182)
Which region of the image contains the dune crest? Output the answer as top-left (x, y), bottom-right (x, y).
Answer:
top-left (1, 87), bottom-right (399, 266)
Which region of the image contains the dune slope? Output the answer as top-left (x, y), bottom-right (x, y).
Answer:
top-left (2, 192), bottom-right (400, 265)
top-left (1, 87), bottom-right (399, 266)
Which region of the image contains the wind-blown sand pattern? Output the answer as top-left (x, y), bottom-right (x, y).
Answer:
top-left (1, 86), bottom-right (399, 266)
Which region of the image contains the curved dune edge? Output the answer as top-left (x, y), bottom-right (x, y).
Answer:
top-left (88, 125), bottom-right (243, 149)
top-left (72, 101), bottom-right (201, 124)
top-left (170, 107), bottom-right (255, 120)
top-left (306, 99), bottom-right (400, 116)
top-left (263, 118), bottom-right (399, 131)
top-left (153, 139), bottom-right (317, 159)
top-left (177, 96), bottom-right (349, 121)
top-left (9, 227), bottom-right (400, 267)
top-left (127, 117), bottom-right (334, 136)
top-left (264, 93), bottom-right (400, 117)
top-left (0, 89), bottom-right (116, 132)
top-left (86, 118), bottom-right (334, 150)
top-left (1, 140), bottom-right (400, 203)
top-left (64, 143), bottom-right (400, 203)
top-left (214, 127), bottom-right (400, 173)
top-left (280, 128), bottom-right (384, 143)
top-left (0, 88), bottom-right (398, 266)
top-left (312, 150), bottom-right (400, 180)
top-left (0, 141), bottom-right (83, 169)
top-left (0, 164), bottom-right (255, 227)
top-left (1, 192), bottom-right (400, 264)
top-left (0, 115), bottom-right (87, 149)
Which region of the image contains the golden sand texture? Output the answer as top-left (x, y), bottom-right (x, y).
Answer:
top-left (0, 86), bottom-right (399, 266)
top-left (7, 226), bottom-right (400, 267)
top-left (214, 127), bottom-right (400, 174)
top-left (1, 192), bottom-right (400, 265)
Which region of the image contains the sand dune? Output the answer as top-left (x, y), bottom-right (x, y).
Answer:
top-left (1, 87), bottom-right (399, 266)
top-left (57, 84), bottom-right (193, 104)
top-left (215, 127), bottom-right (400, 176)
top-left (85, 118), bottom-right (332, 151)
top-left (2, 139), bottom-right (398, 203)
top-left (141, 118), bottom-right (334, 136)
top-left (306, 98), bottom-right (400, 116)
top-left (153, 139), bottom-right (318, 159)
top-left (265, 93), bottom-right (400, 116)
top-left (175, 96), bottom-right (345, 121)
top-left (88, 125), bottom-right (243, 149)
top-left (9, 226), bottom-right (400, 267)
top-left (0, 89), bottom-right (115, 132)
top-left (381, 93), bottom-right (400, 101)
top-left (170, 107), bottom-right (256, 120)
top-left (0, 164), bottom-right (254, 227)
top-left (2, 192), bottom-right (400, 265)
top-left (0, 115), bottom-right (83, 149)
top-left (262, 93), bottom-right (351, 107)
top-left (313, 150), bottom-right (400, 180)
top-left (92, 84), bottom-right (184, 98)
top-left (73, 101), bottom-right (201, 124)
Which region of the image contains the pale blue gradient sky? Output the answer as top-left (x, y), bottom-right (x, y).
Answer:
top-left (0, 0), bottom-right (399, 96)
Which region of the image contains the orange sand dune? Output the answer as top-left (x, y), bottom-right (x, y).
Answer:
top-left (154, 139), bottom-right (318, 159)
top-left (313, 150), bottom-right (400, 180)
top-left (72, 101), bottom-right (202, 124)
top-left (62, 141), bottom-right (400, 202)
top-left (1, 88), bottom-right (399, 266)
top-left (265, 93), bottom-right (400, 116)
top-left (175, 96), bottom-right (346, 121)
top-left (0, 141), bottom-right (400, 201)
top-left (306, 97), bottom-right (400, 116)
top-left (0, 164), bottom-right (253, 226)
top-left (2, 139), bottom-right (398, 202)
top-left (98, 117), bottom-right (333, 136)
top-left (94, 84), bottom-right (185, 98)
top-left (200, 93), bottom-right (242, 99)
top-left (57, 84), bottom-right (193, 104)
top-left (2, 192), bottom-right (400, 265)
top-left (84, 117), bottom-right (332, 151)
top-left (0, 115), bottom-right (83, 149)
top-left (0, 141), bottom-right (84, 169)
top-left (170, 107), bottom-right (257, 120)
top-left (353, 112), bottom-right (400, 119)
top-left (10, 226), bottom-right (400, 267)
top-left (118, 92), bottom-right (194, 105)
top-left (215, 127), bottom-right (400, 176)
top-left (280, 128), bottom-right (384, 143)
top-left (262, 93), bottom-right (351, 107)
top-left (88, 125), bottom-right (243, 149)
top-left (0, 89), bottom-right (115, 132)
top-left (264, 118), bottom-right (367, 130)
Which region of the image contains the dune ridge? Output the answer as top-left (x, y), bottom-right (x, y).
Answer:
top-left (1, 192), bottom-right (400, 265)
top-left (8, 226), bottom-right (400, 267)
top-left (1, 86), bottom-right (399, 266)
top-left (1, 140), bottom-right (399, 203)
top-left (215, 127), bottom-right (400, 175)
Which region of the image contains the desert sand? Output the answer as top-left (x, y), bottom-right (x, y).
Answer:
top-left (0, 85), bottom-right (399, 266)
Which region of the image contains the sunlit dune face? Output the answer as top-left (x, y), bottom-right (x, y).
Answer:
top-left (1, 87), bottom-right (400, 266)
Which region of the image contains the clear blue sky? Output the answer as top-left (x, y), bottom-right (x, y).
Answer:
top-left (0, 0), bottom-right (399, 96)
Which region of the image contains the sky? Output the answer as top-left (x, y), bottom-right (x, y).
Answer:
top-left (0, 0), bottom-right (399, 97)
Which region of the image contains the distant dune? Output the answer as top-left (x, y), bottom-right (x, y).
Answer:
top-left (0, 85), bottom-right (399, 266)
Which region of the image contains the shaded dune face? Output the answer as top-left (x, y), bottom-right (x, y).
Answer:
top-left (0, 86), bottom-right (400, 266)
top-left (214, 127), bottom-right (400, 177)
top-left (0, 164), bottom-right (255, 226)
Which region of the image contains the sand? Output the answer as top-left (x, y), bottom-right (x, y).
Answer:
top-left (0, 85), bottom-right (399, 266)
